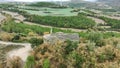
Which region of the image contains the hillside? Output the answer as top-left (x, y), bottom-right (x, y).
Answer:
top-left (68, 1), bottom-right (111, 9)
top-left (98, 0), bottom-right (120, 10)
top-left (27, 2), bottom-right (59, 7)
top-left (1, 1), bottom-right (120, 68)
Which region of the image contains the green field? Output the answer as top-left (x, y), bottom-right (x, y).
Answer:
top-left (19, 6), bottom-right (78, 16)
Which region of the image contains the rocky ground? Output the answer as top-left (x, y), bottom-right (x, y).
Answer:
top-left (0, 44), bottom-right (22, 64)
top-left (0, 41), bottom-right (32, 62)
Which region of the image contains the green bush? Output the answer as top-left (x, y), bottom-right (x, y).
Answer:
top-left (70, 52), bottom-right (85, 68)
top-left (86, 41), bottom-right (96, 51)
top-left (43, 59), bottom-right (50, 68)
top-left (75, 54), bottom-right (85, 68)
top-left (24, 56), bottom-right (35, 68)
top-left (98, 53), bottom-right (115, 63)
top-left (87, 32), bottom-right (105, 47)
top-left (29, 38), bottom-right (43, 48)
top-left (12, 34), bottom-right (20, 41)
top-left (58, 63), bottom-right (67, 68)
top-left (65, 40), bottom-right (78, 54)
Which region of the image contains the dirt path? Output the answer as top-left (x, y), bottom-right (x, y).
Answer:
top-left (2, 11), bottom-right (25, 21)
top-left (0, 13), bottom-right (6, 24)
top-left (98, 14), bottom-right (120, 20)
top-left (23, 21), bottom-right (87, 32)
top-left (0, 41), bottom-right (32, 61)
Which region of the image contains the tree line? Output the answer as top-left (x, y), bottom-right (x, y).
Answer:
top-left (99, 16), bottom-right (120, 29)
top-left (26, 14), bottom-right (96, 29)
top-left (27, 2), bottom-right (59, 7)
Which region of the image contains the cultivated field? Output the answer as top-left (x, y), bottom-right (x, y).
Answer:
top-left (19, 6), bottom-right (78, 16)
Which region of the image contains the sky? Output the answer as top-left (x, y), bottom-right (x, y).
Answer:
top-left (12, 0), bottom-right (97, 2)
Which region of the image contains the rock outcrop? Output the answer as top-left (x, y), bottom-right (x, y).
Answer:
top-left (43, 32), bottom-right (80, 44)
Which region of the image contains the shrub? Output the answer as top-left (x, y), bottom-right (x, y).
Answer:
top-left (70, 52), bottom-right (85, 68)
top-left (43, 59), bottom-right (50, 68)
top-left (12, 34), bottom-right (20, 41)
top-left (29, 38), bottom-right (43, 48)
top-left (64, 40), bottom-right (78, 54)
top-left (86, 41), bottom-right (96, 51)
top-left (6, 56), bottom-right (23, 68)
top-left (97, 54), bottom-right (107, 62)
top-left (96, 45), bottom-right (116, 63)
top-left (58, 63), bottom-right (67, 68)
top-left (87, 32), bottom-right (105, 47)
top-left (75, 54), bottom-right (85, 68)
top-left (24, 56), bottom-right (35, 68)
top-left (97, 53), bottom-right (115, 63)
top-left (0, 32), bottom-right (13, 41)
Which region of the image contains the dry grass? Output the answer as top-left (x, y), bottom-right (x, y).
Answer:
top-left (1, 37), bottom-right (120, 68)
top-left (31, 38), bottom-right (120, 68)
top-left (0, 32), bottom-right (14, 41)
top-left (6, 56), bottom-right (24, 68)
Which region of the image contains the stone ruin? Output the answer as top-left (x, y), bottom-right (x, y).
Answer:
top-left (43, 32), bottom-right (80, 45)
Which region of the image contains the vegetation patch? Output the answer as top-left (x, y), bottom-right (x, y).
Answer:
top-left (99, 16), bottom-right (120, 29)
top-left (26, 14), bottom-right (96, 29)
top-left (27, 2), bottom-right (59, 7)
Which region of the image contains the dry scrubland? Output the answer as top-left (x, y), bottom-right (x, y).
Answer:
top-left (1, 2), bottom-right (120, 68)
top-left (1, 37), bottom-right (120, 68)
